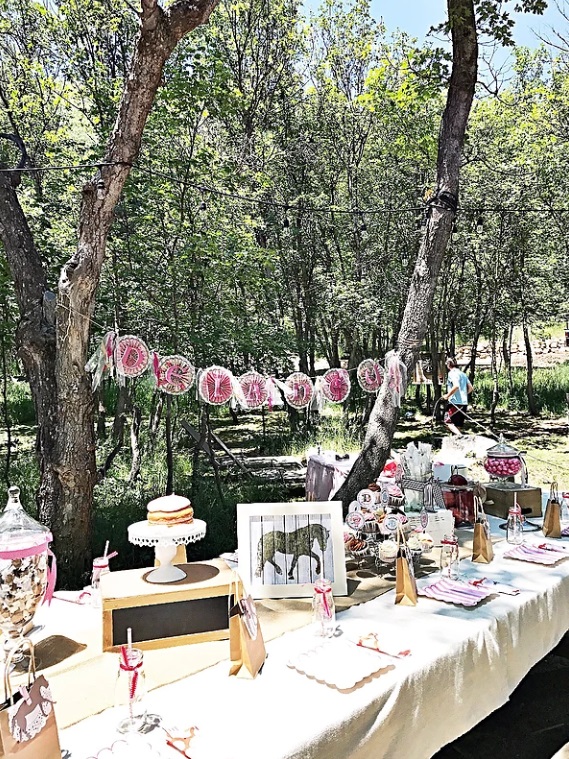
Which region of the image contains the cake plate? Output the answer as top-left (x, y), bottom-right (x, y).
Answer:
top-left (128, 520), bottom-right (207, 583)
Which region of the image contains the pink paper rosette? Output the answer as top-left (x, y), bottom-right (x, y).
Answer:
top-left (199, 366), bottom-right (234, 405)
top-left (357, 359), bottom-right (384, 393)
top-left (321, 368), bottom-right (351, 404)
top-left (156, 355), bottom-right (195, 395)
top-left (239, 371), bottom-right (268, 409)
top-left (115, 335), bottom-right (150, 378)
top-left (285, 372), bottom-right (314, 409)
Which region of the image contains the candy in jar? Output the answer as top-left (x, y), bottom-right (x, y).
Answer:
top-left (0, 486), bottom-right (55, 657)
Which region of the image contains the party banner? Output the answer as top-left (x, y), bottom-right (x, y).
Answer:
top-left (85, 331), bottom-right (392, 409)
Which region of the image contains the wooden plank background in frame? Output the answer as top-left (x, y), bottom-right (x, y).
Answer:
top-left (237, 501), bottom-right (347, 599)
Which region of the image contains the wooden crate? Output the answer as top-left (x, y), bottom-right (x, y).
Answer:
top-left (484, 484), bottom-right (542, 519)
top-left (101, 558), bottom-right (241, 652)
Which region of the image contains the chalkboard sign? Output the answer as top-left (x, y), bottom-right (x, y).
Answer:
top-left (101, 560), bottom-right (240, 651)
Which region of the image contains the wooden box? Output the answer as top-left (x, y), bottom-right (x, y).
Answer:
top-left (484, 484), bottom-right (542, 519)
top-left (101, 558), bottom-right (240, 652)
top-left (441, 482), bottom-right (476, 524)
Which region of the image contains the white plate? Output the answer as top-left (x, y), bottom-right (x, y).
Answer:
top-left (287, 638), bottom-right (393, 690)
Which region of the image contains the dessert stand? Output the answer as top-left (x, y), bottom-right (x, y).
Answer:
top-left (128, 520), bottom-right (207, 584)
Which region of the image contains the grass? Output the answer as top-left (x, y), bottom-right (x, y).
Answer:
top-left (473, 364), bottom-right (569, 416)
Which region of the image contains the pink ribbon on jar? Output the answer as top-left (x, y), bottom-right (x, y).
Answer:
top-left (0, 532), bottom-right (57, 605)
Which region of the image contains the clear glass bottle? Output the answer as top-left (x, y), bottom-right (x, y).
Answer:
top-left (561, 492), bottom-right (569, 523)
top-left (90, 556), bottom-right (110, 609)
top-left (312, 578), bottom-right (336, 637)
top-left (0, 486), bottom-right (51, 660)
top-left (114, 647), bottom-right (147, 733)
top-left (440, 533), bottom-right (460, 580)
top-left (506, 503), bottom-right (524, 544)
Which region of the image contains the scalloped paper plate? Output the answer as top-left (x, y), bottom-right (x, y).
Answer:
top-left (418, 577), bottom-right (495, 607)
top-left (287, 638), bottom-right (393, 690)
top-left (504, 543), bottom-right (568, 565)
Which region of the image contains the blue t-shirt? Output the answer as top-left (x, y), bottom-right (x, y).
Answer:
top-left (447, 367), bottom-right (469, 405)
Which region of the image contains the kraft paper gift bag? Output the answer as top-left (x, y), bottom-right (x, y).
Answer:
top-left (0, 639), bottom-right (61, 759)
top-left (229, 577), bottom-right (266, 679)
top-left (543, 483), bottom-right (561, 538)
top-left (472, 496), bottom-right (494, 564)
top-left (395, 525), bottom-right (417, 606)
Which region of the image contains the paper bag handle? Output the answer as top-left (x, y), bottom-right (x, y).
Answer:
top-left (228, 571), bottom-right (244, 615)
top-left (474, 495), bottom-right (485, 522)
top-left (550, 482), bottom-right (559, 502)
top-left (3, 637), bottom-right (36, 706)
top-left (395, 521), bottom-right (408, 547)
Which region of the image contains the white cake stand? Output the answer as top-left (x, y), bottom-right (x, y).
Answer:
top-left (128, 520), bottom-right (207, 583)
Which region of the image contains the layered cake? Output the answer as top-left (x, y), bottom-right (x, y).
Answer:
top-left (147, 494), bottom-right (194, 526)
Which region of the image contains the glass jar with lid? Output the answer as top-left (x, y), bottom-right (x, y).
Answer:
top-left (0, 486), bottom-right (54, 659)
top-left (483, 435), bottom-right (525, 483)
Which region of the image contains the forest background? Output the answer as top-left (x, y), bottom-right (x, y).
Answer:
top-left (2, 0), bottom-right (569, 581)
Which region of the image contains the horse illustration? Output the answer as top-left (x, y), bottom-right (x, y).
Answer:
top-left (255, 522), bottom-right (330, 580)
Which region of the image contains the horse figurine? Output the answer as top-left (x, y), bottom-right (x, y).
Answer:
top-left (255, 522), bottom-right (330, 580)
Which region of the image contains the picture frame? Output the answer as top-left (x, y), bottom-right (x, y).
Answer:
top-left (237, 501), bottom-right (347, 599)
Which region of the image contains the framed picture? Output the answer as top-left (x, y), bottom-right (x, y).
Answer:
top-left (237, 501), bottom-right (347, 599)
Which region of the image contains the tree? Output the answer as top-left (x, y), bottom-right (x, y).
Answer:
top-left (336, 0), bottom-right (546, 505)
top-left (0, 0), bottom-right (220, 587)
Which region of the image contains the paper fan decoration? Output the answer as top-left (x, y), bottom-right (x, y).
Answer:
top-left (239, 371), bottom-right (268, 409)
top-left (156, 355), bottom-right (195, 395)
top-left (357, 359), bottom-right (384, 393)
top-left (115, 335), bottom-right (150, 378)
top-left (285, 372), bottom-right (314, 409)
top-left (321, 368), bottom-right (351, 403)
top-left (199, 366), bottom-right (234, 405)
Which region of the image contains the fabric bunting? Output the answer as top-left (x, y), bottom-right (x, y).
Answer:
top-left (285, 372), bottom-right (314, 410)
top-left (321, 367), bottom-right (351, 404)
top-left (199, 366), bottom-right (234, 405)
top-left (85, 332), bottom-right (397, 410)
top-left (85, 331), bottom-right (116, 390)
top-left (116, 335), bottom-right (150, 379)
top-left (357, 358), bottom-right (383, 393)
top-left (386, 351), bottom-right (408, 407)
top-left (155, 355), bottom-right (196, 395)
top-left (238, 371), bottom-right (269, 410)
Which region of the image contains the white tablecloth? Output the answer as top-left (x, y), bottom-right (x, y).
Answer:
top-left (305, 452), bottom-right (357, 501)
top-left (60, 518), bottom-right (569, 759)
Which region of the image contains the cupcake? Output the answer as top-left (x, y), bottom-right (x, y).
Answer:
top-left (380, 539), bottom-right (398, 563)
top-left (347, 537), bottom-right (367, 555)
top-left (406, 536), bottom-right (421, 552)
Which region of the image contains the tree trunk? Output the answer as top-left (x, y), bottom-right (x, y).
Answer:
top-left (502, 325), bottom-right (513, 394)
top-left (523, 320), bottom-right (538, 416)
top-left (0, 0), bottom-right (220, 587)
top-left (129, 405), bottom-right (142, 484)
top-left (336, 0), bottom-right (478, 509)
top-left (1, 324), bottom-right (12, 486)
top-left (490, 327), bottom-right (499, 427)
